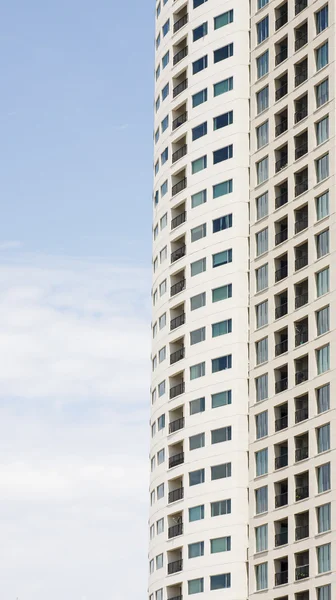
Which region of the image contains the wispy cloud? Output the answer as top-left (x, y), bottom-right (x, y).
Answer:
top-left (0, 254), bottom-right (151, 600)
top-left (0, 240), bottom-right (22, 249)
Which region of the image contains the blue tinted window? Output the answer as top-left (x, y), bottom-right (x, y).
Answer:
top-left (213, 145), bottom-right (233, 164)
top-left (214, 43), bottom-right (233, 63)
top-left (193, 55), bottom-right (208, 74)
top-left (193, 22), bottom-right (208, 41)
top-left (192, 88), bottom-right (208, 107)
top-left (192, 122), bottom-right (207, 141)
top-left (193, 0), bottom-right (207, 7)
top-left (162, 51), bottom-right (169, 68)
top-left (161, 147), bottom-right (168, 164)
top-left (162, 19), bottom-right (170, 36)
top-left (257, 16), bottom-right (269, 44)
top-left (213, 214), bottom-right (233, 232)
top-left (161, 115), bottom-right (169, 132)
top-left (162, 83), bottom-right (169, 100)
top-left (213, 111), bottom-right (233, 130)
top-left (214, 77), bottom-right (233, 96)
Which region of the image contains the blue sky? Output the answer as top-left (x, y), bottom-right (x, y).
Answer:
top-left (0, 2), bottom-right (154, 598)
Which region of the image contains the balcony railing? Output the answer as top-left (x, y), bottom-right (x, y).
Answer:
top-left (275, 491), bottom-right (288, 508)
top-left (295, 69), bottom-right (308, 87)
top-left (275, 414), bottom-right (288, 431)
top-left (295, 524), bottom-right (309, 541)
top-left (171, 245), bottom-right (186, 263)
top-left (295, 179), bottom-right (308, 196)
top-left (170, 347), bottom-right (185, 365)
top-left (275, 264), bottom-right (288, 282)
top-left (169, 381), bottom-right (185, 399)
top-left (295, 142), bottom-right (308, 160)
top-left (275, 119), bottom-right (288, 137)
top-left (295, 330), bottom-right (308, 346)
top-left (295, 446), bottom-right (309, 462)
top-left (173, 46), bottom-right (188, 66)
top-left (294, 105), bottom-right (308, 123)
top-left (169, 452), bottom-right (184, 469)
top-left (295, 253), bottom-right (308, 270)
top-left (295, 0), bottom-right (307, 14)
top-left (170, 313), bottom-right (185, 331)
top-left (171, 211), bottom-right (186, 230)
top-left (275, 154), bottom-right (288, 173)
top-left (173, 78), bottom-right (188, 98)
top-left (172, 111), bottom-right (187, 131)
top-left (173, 13), bottom-right (188, 33)
top-left (295, 369), bottom-right (308, 385)
top-left (295, 32), bottom-right (308, 51)
top-left (275, 378), bottom-right (288, 393)
top-left (172, 144), bottom-right (187, 164)
top-left (275, 82), bottom-right (288, 101)
top-left (295, 564), bottom-right (309, 581)
top-left (275, 303), bottom-right (288, 319)
top-left (172, 177), bottom-right (187, 196)
top-left (169, 417), bottom-right (185, 434)
top-left (275, 454), bottom-right (288, 470)
top-left (275, 571), bottom-right (288, 586)
top-left (295, 292), bottom-right (308, 309)
top-left (295, 407), bottom-right (308, 423)
top-left (296, 485), bottom-right (309, 501)
top-left (168, 596), bottom-right (182, 600)
top-left (168, 487), bottom-right (184, 503)
top-left (275, 531), bottom-right (288, 546)
top-left (168, 559), bottom-right (183, 575)
top-left (275, 47), bottom-right (288, 66)
top-left (171, 279), bottom-right (186, 297)
top-left (295, 216), bottom-right (308, 234)
top-left (275, 229), bottom-right (288, 245)
top-left (168, 522), bottom-right (183, 539)
top-left (275, 12), bottom-right (288, 30)
top-left (275, 190), bottom-right (288, 208)
top-left (275, 339), bottom-right (288, 356)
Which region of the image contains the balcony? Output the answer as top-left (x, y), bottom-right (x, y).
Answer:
top-left (168, 559), bottom-right (183, 575)
top-left (295, 395), bottom-right (308, 423)
top-left (170, 347), bottom-right (185, 365)
top-left (295, 329), bottom-right (308, 346)
top-left (295, 369), bottom-right (308, 385)
top-left (169, 381), bottom-right (185, 399)
top-left (168, 596), bottom-right (182, 600)
top-left (168, 487), bottom-right (184, 503)
top-left (295, 64), bottom-right (308, 87)
top-left (171, 245), bottom-right (186, 263)
top-left (168, 522), bottom-right (183, 539)
top-left (171, 279), bottom-right (186, 297)
top-left (171, 211), bottom-right (186, 230)
top-left (295, 141), bottom-right (308, 161)
top-left (172, 177), bottom-right (187, 196)
top-left (275, 377), bottom-right (288, 394)
top-left (295, 177), bottom-right (308, 197)
top-left (169, 417), bottom-right (184, 434)
top-left (275, 188), bottom-right (288, 209)
top-left (170, 313), bottom-right (185, 330)
top-left (275, 264), bottom-right (288, 282)
top-left (275, 570), bottom-right (288, 586)
top-left (295, 104), bottom-right (308, 123)
top-left (275, 118), bottom-right (288, 137)
top-left (169, 452), bottom-right (184, 469)
top-left (275, 6), bottom-right (288, 30)
top-left (172, 145), bottom-right (187, 164)
top-left (275, 46), bottom-right (288, 66)
top-left (295, 0), bottom-right (307, 15)
top-left (295, 30), bottom-right (308, 52)
top-left (173, 13), bottom-right (188, 33)
top-left (275, 491), bottom-right (288, 508)
top-left (295, 524), bottom-right (309, 541)
top-left (275, 414), bottom-right (288, 432)
top-left (173, 79), bottom-right (188, 98)
top-left (275, 454), bottom-right (288, 470)
top-left (295, 446), bottom-right (309, 462)
top-left (295, 564), bottom-right (309, 581)
top-left (173, 46), bottom-right (188, 66)
top-left (275, 228), bottom-right (288, 246)
top-left (295, 485), bottom-right (309, 501)
top-left (295, 216), bottom-right (308, 234)
top-left (275, 153), bottom-right (288, 173)
top-left (275, 80), bottom-right (288, 101)
top-left (172, 111), bottom-right (187, 131)
top-left (295, 252), bottom-right (308, 271)
top-left (275, 302), bottom-right (288, 319)
top-left (275, 339), bottom-right (288, 356)
top-left (275, 531), bottom-right (288, 547)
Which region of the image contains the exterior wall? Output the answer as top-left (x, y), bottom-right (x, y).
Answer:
top-left (249, 0), bottom-right (336, 598)
top-left (149, 0), bottom-right (250, 599)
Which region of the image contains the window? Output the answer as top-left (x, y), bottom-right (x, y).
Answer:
top-left (316, 79), bottom-right (329, 107)
top-left (188, 578), bottom-right (204, 595)
top-left (258, 0), bottom-right (269, 8)
top-left (317, 585), bottom-right (331, 600)
top-left (213, 111), bottom-right (233, 130)
top-left (190, 362), bottom-right (205, 379)
top-left (316, 267), bottom-right (329, 297)
top-left (152, 355), bottom-right (157, 371)
top-left (212, 284), bottom-right (232, 302)
top-left (192, 122), bottom-right (207, 141)
top-left (210, 574), bottom-right (231, 590)
top-left (257, 157), bottom-right (268, 184)
top-left (193, 55), bottom-right (208, 74)
top-left (190, 327), bottom-right (206, 345)
top-left (211, 498), bottom-right (231, 516)
top-left (212, 355), bottom-right (232, 373)
top-left (188, 541), bottom-right (204, 558)
top-left (191, 257), bottom-right (206, 276)
top-left (155, 128), bottom-right (159, 143)
top-left (317, 462), bottom-right (330, 492)
top-left (161, 180), bottom-right (168, 196)
top-left (256, 563), bottom-right (268, 591)
top-left (161, 147), bottom-right (168, 165)
top-left (212, 319), bottom-right (232, 337)
top-left (213, 214), bottom-right (232, 232)
top-left (213, 145), bottom-right (233, 164)
top-left (193, 22), bottom-right (208, 41)
top-left (161, 83), bottom-right (169, 101)
top-left (210, 536), bottom-right (231, 553)
top-left (158, 347), bottom-right (166, 363)
top-left (155, 96), bottom-right (160, 112)
top-left (317, 423), bottom-right (330, 453)
top-left (154, 161), bottom-right (159, 176)
top-left (213, 249), bottom-right (232, 267)
top-left (192, 155), bottom-right (207, 174)
top-left (316, 5), bottom-right (328, 33)
top-left (150, 524), bottom-right (154, 540)
top-left (316, 344), bottom-right (330, 374)
top-left (316, 42), bottom-right (329, 70)
top-left (211, 462), bottom-right (231, 480)
top-left (156, 554), bottom-right (163, 569)
top-left (156, 590), bottom-right (163, 600)
top-left (150, 490), bottom-right (155, 506)
top-left (256, 192), bottom-right (268, 220)
top-left (316, 229), bottom-right (329, 258)
top-left (189, 468), bottom-right (205, 486)
top-left (257, 16), bottom-right (269, 44)
top-left (214, 43), bottom-right (233, 63)
top-left (256, 411), bottom-right (268, 439)
top-left (318, 543), bottom-right (331, 573)
top-left (257, 86), bottom-right (269, 114)
top-left (256, 228), bottom-right (268, 256)
top-left (156, 2), bottom-right (161, 18)
top-left (160, 215), bottom-right (167, 232)
top-left (157, 517), bottom-right (164, 533)
top-left (213, 179), bottom-right (232, 198)
top-left (257, 51), bottom-right (269, 79)
top-left (193, 0), bottom-right (207, 7)
top-left (256, 448), bottom-right (268, 476)
top-left (159, 246), bottom-right (167, 263)
top-left (214, 9), bottom-right (233, 29)
top-left (162, 51), bottom-right (169, 68)
top-left (159, 279), bottom-right (166, 296)
top-left (153, 321), bottom-right (157, 337)
top-left (316, 154), bottom-right (329, 182)
top-left (152, 388), bottom-right (157, 404)
top-left (158, 414), bottom-right (165, 430)
top-left (155, 64), bottom-right (160, 82)
top-left (318, 503), bottom-right (331, 533)
top-left (316, 306), bottom-right (329, 335)
top-left (255, 485), bottom-right (268, 514)
top-left (156, 33), bottom-right (161, 49)
top-left (189, 505), bottom-right (204, 522)
top-left (191, 189), bottom-right (207, 208)
top-left (158, 380), bottom-right (165, 397)
top-left (214, 76), bottom-right (233, 96)
top-left (316, 116), bottom-right (329, 145)
top-left (256, 121), bottom-right (269, 149)
top-left (256, 263), bottom-right (268, 291)
top-left (192, 88), bottom-right (207, 108)
top-left (157, 483), bottom-right (164, 499)
top-left (316, 191), bottom-right (329, 220)
top-left (255, 524), bottom-right (268, 552)
top-left (212, 390), bottom-right (232, 408)
top-left (157, 448), bottom-right (165, 464)
top-left (211, 426), bottom-right (231, 444)
top-left (190, 397), bottom-right (205, 415)
top-left (191, 292), bottom-right (206, 310)
top-left (189, 433), bottom-right (205, 450)
top-left (191, 223), bottom-right (206, 242)
top-left (161, 115), bottom-right (169, 132)
top-left (256, 300), bottom-right (268, 328)
top-left (317, 383), bottom-right (330, 413)
top-left (256, 337), bottom-right (268, 365)
top-left (162, 19), bottom-right (169, 36)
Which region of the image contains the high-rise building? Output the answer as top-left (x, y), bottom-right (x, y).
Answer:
top-left (149, 1), bottom-right (334, 600)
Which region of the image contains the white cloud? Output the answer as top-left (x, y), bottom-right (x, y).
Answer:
top-left (0, 254), bottom-right (151, 600)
